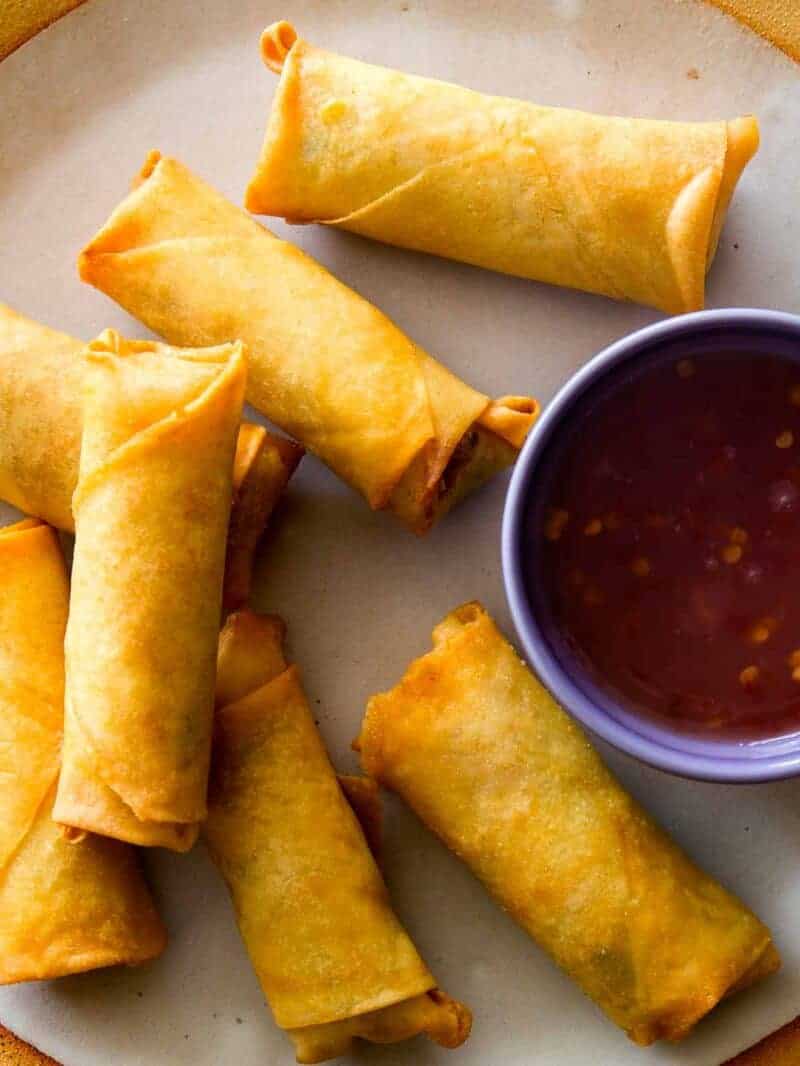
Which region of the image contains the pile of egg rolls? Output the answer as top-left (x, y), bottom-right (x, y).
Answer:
top-left (1, 15), bottom-right (773, 1066)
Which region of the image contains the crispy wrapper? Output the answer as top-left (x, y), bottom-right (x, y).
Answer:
top-left (78, 153), bottom-right (538, 533)
top-left (206, 610), bottom-right (471, 1062)
top-left (0, 519), bottom-right (166, 984)
top-left (249, 21), bottom-right (759, 314)
top-left (0, 303), bottom-right (297, 606)
top-left (53, 332), bottom-right (246, 850)
top-left (357, 602), bottom-right (779, 1045)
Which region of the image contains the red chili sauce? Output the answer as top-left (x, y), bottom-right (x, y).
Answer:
top-left (540, 352), bottom-right (800, 738)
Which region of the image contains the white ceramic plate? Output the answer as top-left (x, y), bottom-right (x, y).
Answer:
top-left (2, 2), bottom-right (800, 1063)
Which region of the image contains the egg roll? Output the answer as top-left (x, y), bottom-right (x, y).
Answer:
top-left (357, 602), bottom-right (779, 1045)
top-left (78, 153), bottom-right (538, 534)
top-left (205, 609), bottom-right (471, 1063)
top-left (0, 519), bottom-right (166, 984)
top-left (0, 302), bottom-right (299, 606)
top-left (53, 331), bottom-right (246, 851)
top-left (248, 22), bottom-right (759, 315)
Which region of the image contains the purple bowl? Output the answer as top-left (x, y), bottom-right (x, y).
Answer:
top-left (502, 308), bottom-right (800, 783)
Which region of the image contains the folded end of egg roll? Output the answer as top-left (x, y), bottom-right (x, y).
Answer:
top-left (208, 609), bottom-right (471, 1060)
top-left (389, 395), bottom-right (539, 535)
top-left (287, 989), bottom-right (473, 1064)
top-left (707, 116), bottom-right (760, 268)
top-left (224, 424), bottom-right (304, 610)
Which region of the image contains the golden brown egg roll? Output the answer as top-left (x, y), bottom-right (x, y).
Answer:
top-left (248, 22), bottom-right (759, 315)
top-left (78, 153), bottom-right (538, 534)
top-left (0, 303), bottom-right (300, 607)
top-left (0, 519), bottom-right (166, 984)
top-left (53, 331), bottom-right (246, 851)
top-left (206, 609), bottom-right (471, 1063)
top-left (357, 602), bottom-right (779, 1046)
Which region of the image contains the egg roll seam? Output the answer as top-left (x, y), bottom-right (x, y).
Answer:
top-left (72, 344), bottom-right (245, 512)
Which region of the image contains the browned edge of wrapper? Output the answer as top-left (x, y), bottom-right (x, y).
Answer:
top-left (224, 426), bottom-right (304, 611)
top-left (390, 395), bottom-right (540, 535)
top-left (722, 1013), bottom-right (800, 1064)
top-left (288, 989), bottom-right (472, 1063)
top-left (0, 1023), bottom-right (61, 1066)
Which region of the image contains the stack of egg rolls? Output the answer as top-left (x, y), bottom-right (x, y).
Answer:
top-left (248, 21), bottom-right (759, 314)
top-left (0, 302), bottom-right (302, 608)
top-left (53, 331), bottom-right (246, 850)
top-left (0, 518), bottom-right (166, 984)
top-left (357, 602), bottom-right (779, 1045)
top-left (78, 153), bottom-right (538, 534)
top-left (206, 609), bottom-right (471, 1063)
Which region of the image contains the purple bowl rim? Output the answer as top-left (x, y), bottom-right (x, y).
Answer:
top-left (502, 307), bottom-right (800, 783)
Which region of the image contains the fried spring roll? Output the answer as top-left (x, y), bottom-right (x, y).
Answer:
top-left (357, 602), bottom-right (779, 1045)
top-left (205, 610), bottom-right (471, 1063)
top-left (53, 331), bottom-right (246, 850)
top-left (0, 303), bottom-right (300, 606)
top-left (0, 519), bottom-right (166, 984)
top-left (248, 22), bottom-right (759, 315)
top-left (78, 153), bottom-right (538, 534)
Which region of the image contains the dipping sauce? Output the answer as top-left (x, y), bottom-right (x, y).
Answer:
top-left (539, 351), bottom-right (800, 738)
